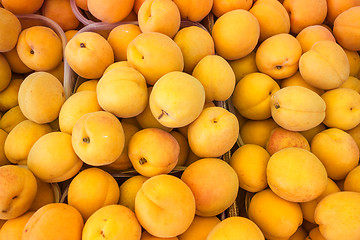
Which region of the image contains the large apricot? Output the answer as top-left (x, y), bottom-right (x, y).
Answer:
top-left (267, 147), bottom-right (328, 202)
top-left (315, 191), bottom-right (360, 240)
top-left (65, 31), bottom-right (114, 79)
top-left (212, 9), bottom-right (260, 60)
top-left (299, 40), bottom-right (349, 90)
top-left (333, 6), bottom-right (360, 51)
top-left (270, 86), bottom-right (326, 131)
top-left (135, 174), bottom-right (196, 238)
top-left (173, 0), bottom-right (213, 22)
top-left (88, 0), bottom-right (134, 23)
top-left (181, 158), bottom-right (239, 217)
top-left (0, 165), bottom-right (37, 220)
top-left (22, 203), bottom-right (83, 240)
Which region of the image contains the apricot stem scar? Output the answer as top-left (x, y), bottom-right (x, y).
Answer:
top-left (274, 104), bottom-right (280, 109)
top-left (276, 65), bottom-right (282, 70)
top-left (30, 49), bottom-right (34, 54)
top-left (139, 158), bottom-right (147, 165)
top-left (82, 137), bottom-right (90, 143)
top-left (158, 109), bottom-right (169, 119)
top-left (80, 43), bottom-right (86, 48)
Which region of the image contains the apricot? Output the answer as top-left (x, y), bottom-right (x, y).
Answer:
top-left (107, 24), bottom-right (141, 62)
top-left (127, 32), bottom-right (184, 85)
top-left (102, 121), bottom-right (139, 172)
top-left (83, 204), bottom-right (141, 239)
top-left (270, 86), bottom-right (326, 131)
top-left (0, 106), bottom-right (26, 133)
top-left (321, 88), bottom-right (360, 130)
top-left (249, 0), bottom-right (290, 42)
top-left (281, 71), bottom-right (324, 96)
top-left (88, 0), bottom-right (134, 23)
top-left (3, 48), bottom-right (32, 74)
top-left (47, 61), bottom-right (64, 85)
top-left (2, 0), bottom-right (44, 14)
top-left (65, 31), bottom-right (114, 79)
top-left (16, 26), bottom-right (63, 71)
top-left (72, 111), bottom-right (125, 166)
top-left (41, 0), bottom-right (80, 31)
top-left (27, 131), bottom-right (83, 183)
top-left (212, 9), bottom-right (260, 60)
top-left (0, 211), bottom-right (34, 240)
top-left (149, 71), bottom-right (205, 128)
top-left (266, 127), bottom-right (310, 155)
top-left (0, 78), bottom-right (23, 112)
top-left (68, 168), bottom-right (120, 220)
top-left (119, 175), bottom-right (149, 212)
top-left (346, 124), bottom-right (360, 150)
top-left (296, 25), bottom-right (336, 53)
top-left (290, 226), bottom-right (307, 240)
top-left (228, 51), bottom-right (258, 82)
top-left (248, 189), bottom-right (303, 239)
top-left (267, 147), bottom-right (328, 202)
top-left (207, 216), bottom-right (264, 240)
top-left (29, 178), bottom-right (58, 211)
top-left (178, 215), bottom-right (220, 240)
top-left (333, 6), bottom-right (360, 51)
top-left (170, 131), bottom-right (189, 166)
top-left (22, 203), bottom-right (83, 240)
top-left (300, 178), bottom-right (340, 223)
top-left (256, 33), bottom-right (302, 79)
top-left (97, 66), bottom-right (148, 118)
top-left (0, 54), bottom-right (11, 92)
top-left (240, 118), bottom-right (279, 147)
top-left (283, 0), bottom-right (327, 34)
top-left (0, 165), bottom-right (37, 220)
top-left (138, 0), bottom-right (181, 38)
top-left (299, 40), bottom-right (349, 90)
top-left (76, 79), bottom-right (98, 92)
top-left (0, 7), bottom-right (21, 52)
top-left (315, 191), bottom-right (360, 239)
top-left (181, 158), bottom-right (239, 217)
top-left (75, 0), bottom-right (88, 10)
top-left (4, 120), bottom-right (52, 165)
top-left (229, 144), bottom-right (269, 192)
top-left (300, 123), bottom-right (326, 144)
top-left (173, 26), bottom-right (215, 74)
top-left (212, 0), bottom-right (253, 18)
top-left (307, 227), bottom-right (326, 240)
top-left (326, 0), bottom-right (360, 24)
top-left (232, 72), bottom-right (280, 120)
top-left (18, 72), bottom-right (64, 124)
top-left (128, 128), bottom-right (180, 177)
top-left (59, 90), bottom-right (102, 134)
top-left (311, 128), bottom-right (359, 180)
top-left (187, 107), bottom-right (239, 158)
top-left (65, 30), bottom-right (78, 43)
top-left (135, 174), bottom-right (196, 238)
top-left (173, 0), bottom-right (213, 22)
top-left (103, 61), bottom-right (131, 74)
top-left (344, 165), bottom-right (360, 192)
top-left (344, 49), bottom-right (360, 77)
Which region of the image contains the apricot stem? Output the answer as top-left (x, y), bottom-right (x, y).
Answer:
top-left (139, 158), bottom-right (147, 165)
top-left (82, 137), bottom-right (90, 143)
top-left (158, 109), bottom-right (169, 119)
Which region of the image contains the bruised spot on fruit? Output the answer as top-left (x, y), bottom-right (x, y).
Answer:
top-left (274, 103), bottom-right (280, 109)
top-left (100, 230), bottom-right (105, 238)
top-left (139, 157), bottom-right (147, 165)
top-left (2, 209), bottom-right (7, 213)
top-left (80, 43), bottom-right (86, 48)
top-left (12, 195), bottom-right (17, 200)
top-left (83, 137), bottom-right (90, 143)
top-left (212, 118), bottom-right (218, 123)
top-left (158, 109), bottom-right (169, 119)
